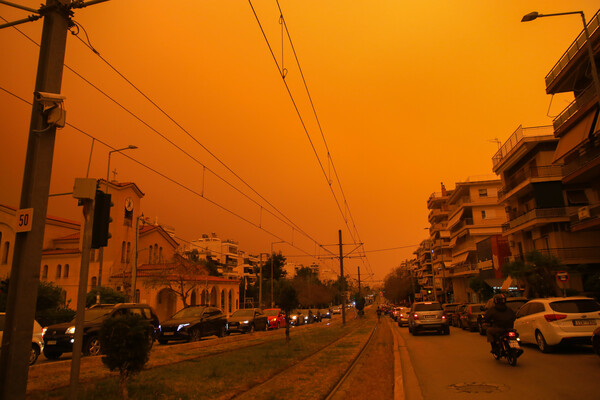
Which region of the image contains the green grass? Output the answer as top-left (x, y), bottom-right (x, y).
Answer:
top-left (29, 317), bottom-right (375, 400)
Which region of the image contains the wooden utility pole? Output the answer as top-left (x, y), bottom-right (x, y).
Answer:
top-left (339, 230), bottom-right (346, 325)
top-left (0, 2), bottom-right (107, 399)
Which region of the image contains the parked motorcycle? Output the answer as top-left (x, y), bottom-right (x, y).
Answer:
top-left (491, 329), bottom-right (523, 366)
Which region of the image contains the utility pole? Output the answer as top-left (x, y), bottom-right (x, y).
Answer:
top-left (339, 230), bottom-right (346, 325)
top-left (259, 253), bottom-right (263, 308)
top-left (357, 266), bottom-right (361, 295)
top-left (0, 2), bottom-right (107, 399)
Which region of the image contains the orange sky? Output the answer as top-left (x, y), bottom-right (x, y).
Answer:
top-left (1, 1), bottom-right (599, 284)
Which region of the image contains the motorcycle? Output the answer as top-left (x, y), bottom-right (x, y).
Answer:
top-left (491, 329), bottom-right (523, 366)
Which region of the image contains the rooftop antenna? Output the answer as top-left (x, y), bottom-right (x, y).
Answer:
top-left (488, 138), bottom-right (501, 149)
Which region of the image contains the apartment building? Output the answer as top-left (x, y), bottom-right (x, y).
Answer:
top-left (446, 176), bottom-right (507, 303)
top-left (426, 184), bottom-right (453, 302)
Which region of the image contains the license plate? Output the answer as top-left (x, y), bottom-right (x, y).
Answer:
top-left (47, 340), bottom-right (57, 345)
top-left (573, 319), bottom-right (596, 326)
top-left (424, 315), bottom-right (436, 319)
top-left (509, 341), bottom-right (520, 348)
top-left (163, 332), bottom-right (174, 336)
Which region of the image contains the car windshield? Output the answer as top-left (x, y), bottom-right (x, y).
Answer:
top-left (81, 307), bottom-right (113, 322)
top-left (232, 309), bottom-right (255, 317)
top-left (414, 303), bottom-right (442, 311)
top-left (171, 307), bottom-right (206, 319)
top-left (550, 299), bottom-right (600, 313)
top-left (264, 309), bottom-right (280, 316)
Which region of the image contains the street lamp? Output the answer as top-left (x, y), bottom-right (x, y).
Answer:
top-left (270, 241), bottom-right (285, 308)
top-left (522, 10), bottom-right (600, 108)
top-left (106, 145), bottom-right (138, 192)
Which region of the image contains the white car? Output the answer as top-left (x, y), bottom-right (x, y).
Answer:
top-left (0, 312), bottom-right (45, 365)
top-left (514, 297), bottom-right (600, 353)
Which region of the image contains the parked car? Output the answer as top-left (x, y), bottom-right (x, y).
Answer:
top-left (42, 303), bottom-right (159, 359)
top-left (459, 303), bottom-right (485, 331)
top-left (391, 307), bottom-right (404, 322)
top-left (158, 306), bottom-right (226, 344)
top-left (514, 297), bottom-right (600, 353)
top-left (407, 302), bottom-right (450, 335)
top-left (319, 308), bottom-right (332, 319)
top-left (452, 303), bottom-right (468, 327)
top-left (0, 312), bottom-right (44, 365)
top-left (288, 310), bottom-right (305, 326)
top-left (226, 308), bottom-right (268, 334)
top-left (331, 305), bottom-right (342, 315)
top-left (396, 307), bottom-right (410, 327)
top-left (478, 297), bottom-right (528, 335)
top-left (593, 326), bottom-right (600, 357)
top-left (442, 303), bottom-right (460, 326)
top-left (264, 308), bottom-right (286, 329)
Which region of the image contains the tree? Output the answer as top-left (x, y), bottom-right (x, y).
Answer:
top-left (262, 252), bottom-right (287, 281)
top-left (86, 286), bottom-right (127, 307)
top-left (99, 314), bottom-right (151, 399)
top-left (277, 280), bottom-right (299, 343)
top-left (468, 276), bottom-right (493, 302)
top-left (383, 267), bottom-right (413, 304)
top-left (502, 250), bottom-right (563, 298)
top-left (144, 254), bottom-right (208, 308)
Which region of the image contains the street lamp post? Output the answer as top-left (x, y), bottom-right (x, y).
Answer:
top-left (98, 145), bottom-right (137, 287)
top-left (270, 241), bottom-right (285, 308)
top-left (522, 11), bottom-right (600, 107)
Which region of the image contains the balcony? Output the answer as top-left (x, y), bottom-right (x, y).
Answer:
top-left (498, 165), bottom-right (563, 200)
top-left (562, 144), bottom-right (600, 184)
top-left (492, 126), bottom-right (555, 169)
top-left (545, 10), bottom-right (600, 92)
top-left (502, 207), bottom-right (572, 233)
top-left (428, 208), bottom-right (449, 222)
top-left (449, 263), bottom-right (478, 277)
top-left (450, 218), bottom-right (473, 234)
top-left (570, 203), bottom-right (600, 231)
top-left (552, 84), bottom-right (597, 134)
top-left (537, 246), bottom-right (600, 264)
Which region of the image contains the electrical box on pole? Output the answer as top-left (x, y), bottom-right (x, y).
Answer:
top-left (91, 191), bottom-right (112, 248)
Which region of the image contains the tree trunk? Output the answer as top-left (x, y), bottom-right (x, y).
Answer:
top-left (119, 371), bottom-right (129, 400)
top-left (285, 314), bottom-right (290, 343)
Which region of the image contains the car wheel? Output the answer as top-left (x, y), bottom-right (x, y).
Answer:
top-left (218, 325), bottom-right (226, 338)
top-left (84, 336), bottom-right (102, 356)
top-left (444, 327), bottom-right (450, 335)
top-left (536, 331), bottom-right (553, 353)
top-left (147, 333), bottom-right (154, 349)
top-left (43, 349), bottom-right (62, 360)
top-left (277, 321), bottom-right (281, 329)
top-left (264, 321), bottom-right (268, 331)
top-left (29, 344), bottom-right (40, 365)
top-left (408, 324), bottom-right (412, 333)
top-left (249, 324), bottom-right (255, 333)
top-left (190, 328), bottom-right (201, 342)
top-left (412, 328), bottom-right (419, 336)
top-left (158, 339), bottom-right (168, 345)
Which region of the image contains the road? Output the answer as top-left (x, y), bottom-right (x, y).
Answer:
top-left (392, 320), bottom-right (600, 400)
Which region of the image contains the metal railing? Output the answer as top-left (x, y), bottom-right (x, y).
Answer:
top-left (505, 207), bottom-right (570, 230)
top-left (450, 218), bottom-right (473, 233)
top-left (537, 246), bottom-right (600, 262)
top-left (552, 83), bottom-right (596, 132)
top-left (563, 143), bottom-right (600, 177)
top-left (499, 165), bottom-right (563, 199)
top-left (545, 10), bottom-right (600, 87)
top-left (492, 126), bottom-right (555, 168)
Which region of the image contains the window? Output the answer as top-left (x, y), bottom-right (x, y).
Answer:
top-left (64, 264), bottom-right (69, 278)
top-left (478, 189), bottom-right (488, 198)
top-left (158, 247), bottom-right (163, 262)
top-left (91, 276), bottom-right (97, 288)
top-left (2, 241), bottom-right (9, 264)
top-left (149, 246), bottom-right (152, 264)
top-left (121, 241), bottom-right (127, 263)
top-left (41, 265), bottom-right (48, 280)
top-left (153, 244), bottom-right (158, 263)
top-left (481, 210), bottom-right (486, 219)
top-left (566, 190), bottom-right (588, 206)
top-left (126, 242), bottom-right (131, 264)
top-left (56, 264), bottom-right (62, 279)
top-left (124, 209), bottom-right (133, 227)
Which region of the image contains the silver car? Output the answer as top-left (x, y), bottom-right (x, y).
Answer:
top-left (407, 302), bottom-right (450, 335)
top-left (0, 312), bottom-right (44, 365)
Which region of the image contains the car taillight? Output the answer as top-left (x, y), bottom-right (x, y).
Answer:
top-left (441, 315), bottom-right (446, 320)
top-left (544, 314), bottom-right (567, 322)
top-left (508, 331), bottom-right (516, 337)
top-left (413, 314), bottom-right (419, 320)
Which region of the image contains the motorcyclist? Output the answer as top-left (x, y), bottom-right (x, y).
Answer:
top-left (484, 293), bottom-right (516, 354)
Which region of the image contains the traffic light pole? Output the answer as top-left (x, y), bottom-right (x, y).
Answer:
top-left (0, 2), bottom-right (69, 398)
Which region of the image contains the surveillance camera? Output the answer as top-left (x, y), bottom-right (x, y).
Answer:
top-left (36, 91), bottom-right (66, 102)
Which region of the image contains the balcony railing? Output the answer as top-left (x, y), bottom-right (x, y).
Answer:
top-left (499, 165), bottom-right (563, 199)
top-left (537, 247), bottom-right (600, 263)
top-left (504, 207), bottom-right (570, 231)
top-left (450, 218), bottom-right (473, 233)
top-left (492, 126), bottom-right (555, 168)
top-left (562, 143), bottom-right (600, 177)
top-left (450, 263), bottom-right (478, 275)
top-left (569, 203), bottom-right (600, 227)
top-left (545, 10), bottom-right (600, 88)
top-left (552, 83), bottom-right (596, 133)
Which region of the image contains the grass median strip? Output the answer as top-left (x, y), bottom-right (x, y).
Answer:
top-left (28, 317), bottom-right (375, 400)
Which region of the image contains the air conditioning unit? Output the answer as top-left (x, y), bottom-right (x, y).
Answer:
top-left (578, 206), bottom-right (591, 220)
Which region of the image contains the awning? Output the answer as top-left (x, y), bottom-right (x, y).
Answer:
top-left (449, 236), bottom-right (458, 247)
top-left (501, 276), bottom-right (516, 291)
top-left (484, 278), bottom-right (505, 289)
top-left (553, 109), bottom-right (597, 163)
top-left (447, 208), bottom-right (465, 229)
top-left (451, 252), bottom-right (470, 266)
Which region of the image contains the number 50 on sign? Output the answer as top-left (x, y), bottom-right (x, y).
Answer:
top-left (16, 208), bottom-right (33, 233)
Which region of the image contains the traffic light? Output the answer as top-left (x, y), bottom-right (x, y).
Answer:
top-left (91, 191), bottom-right (113, 248)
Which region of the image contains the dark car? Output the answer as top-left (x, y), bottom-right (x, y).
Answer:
top-left (459, 303), bottom-right (485, 331)
top-left (318, 308), bottom-right (332, 319)
top-left (477, 297), bottom-right (528, 335)
top-left (226, 308), bottom-right (268, 334)
top-left (288, 309), bottom-right (305, 326)
top-left (42, 303), bottom-right (159, 359)
top-left (452, 303), bottom-right (468, 327)
top-left (407, 301), bottom-right (450, 335)
top-left (158, 306), bottom-right (226, 344)
top-left (442, 303), bottom-right (460, 326)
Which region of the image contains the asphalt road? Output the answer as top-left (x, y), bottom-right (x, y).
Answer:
top-left (393, 321), bottom-right (600, 400)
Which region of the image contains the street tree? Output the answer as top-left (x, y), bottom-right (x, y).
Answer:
top-left (277, 279), bottom-right (299, 343)
top-left (86, 286), bottom-right (127, 307)
top-left (383, 266), bottom-right (413, 304)
top-left (502, 250), bottom-right (563, 298)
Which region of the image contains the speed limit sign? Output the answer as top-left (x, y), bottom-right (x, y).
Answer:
top-left (15, 208), bottom-right (33, 233)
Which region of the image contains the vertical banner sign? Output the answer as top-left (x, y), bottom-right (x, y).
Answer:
top-left (15, 209), bottom-right (34, 233)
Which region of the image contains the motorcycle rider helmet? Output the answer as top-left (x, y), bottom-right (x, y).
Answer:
top-left (493, 293), bottom-right (506, 305)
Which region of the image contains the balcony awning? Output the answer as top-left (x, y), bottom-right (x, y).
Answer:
top-left (501, 276), bottom-right (516, 291)
top-left (449, 236), bottom-right (458, 247)
top-left (552, 109), bottom-right (597, 163)
top-left (447, 208), bottom-right (464, 229)
top-left (451, 252), bottom-right (470, 266)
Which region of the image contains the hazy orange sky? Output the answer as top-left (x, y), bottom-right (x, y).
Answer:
top-left (1, 1), bottom-right (599, 284)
